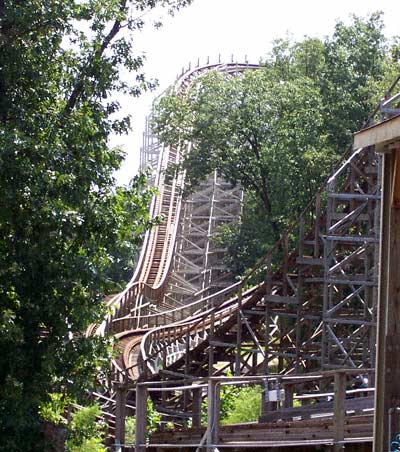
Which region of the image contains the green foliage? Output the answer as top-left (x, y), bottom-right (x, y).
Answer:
top-left (0, 0), bottom-right (192, 450)
top-left (66, 404), bottom-right (106, 452)
top-left (222, 385), bottom-right (262, 425)
top-left (153, 12), bottom-right (400, 275)
top-left (39, 393), bottom-right (70, 425)
top-left (146, 398), bottom-right (161, 435)
top-left (213, 193), bottom-right (276, 276)
top-left (69, 437), bottom-right (106, 452)
top-left (201, 383), bottom-right (262, 426)
top-left (125, 416), bottom-right (136, 444)
top-left (155, 67), bottom-right (333, 242)
top-left (201, 378), bottom-right (241, 425)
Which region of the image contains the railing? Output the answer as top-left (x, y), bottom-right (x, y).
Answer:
top-left (128, 368), bottom-right (374, 452)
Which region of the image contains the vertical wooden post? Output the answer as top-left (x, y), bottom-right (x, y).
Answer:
top-left (314, 192), bottom-right (321, 258)
top-left (322, 179), bottom-right (335, 369)
top-left (373, 152), bottom-right (391, 451)
top-left (184, 330), bottom-right (190, 410)
top-left (333, 371), bottom-right (346, 451)
top-left (115, 386), bottom-right (127, 447)
top-left (284, 383), bottom-right (294, 409)
top-left (374, 148), bottom-right (400, 451)
top-left (135, 384), bottom-right (148, 452)
top-left (263, 256), bottom-right (272, 375)
top-left (161, 346), bottom-right (167, 407)
top-left (235, 286), bottom-right (243, 376)
top-left (192, 387), bottom-right (203, 428)
top-left (262, 257), bottom-right (272, 416)
top-left (206, 379), bottom-right (220, 452)
top-left (279, 234), bottom-right (289, 372)
top-left (208, 311), bottom-right (215, 376)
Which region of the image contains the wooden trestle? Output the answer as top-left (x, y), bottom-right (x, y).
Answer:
top-left (88, 63), bottom-right (400, 451)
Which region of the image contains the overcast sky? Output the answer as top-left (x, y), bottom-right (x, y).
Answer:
top-left (114, 0), bottom-right (400, 184)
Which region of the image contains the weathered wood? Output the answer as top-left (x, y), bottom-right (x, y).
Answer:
top-left (314, 193), bottom-right (321, 257)
top-left (259, 396), bottom-right (374, 423)
top-left (114, 386), bottom-right (127, 447)
top-left (235, 288), bottom-right (242, 376)
top-left (374, 147), bottom-right (400, 452)
top-left (135, 384), bottom-right (148, 452)
top-left (333, 372), bottom-right (347, 451)
top-left (392, 149), bottom-right (400, 208)
top-left (192, 387), bottom-right (203, 428)
top-left (150, 413), bottom-right (374, 448)
top-left (284, 384), bottom-right (294, 409)
top-left (261, 294), bottom-right (299, 305)
top-left (206, 379), bottom-right (220, 451)
top-left (353, 114), bottom-right (400, 150)
top-left (296, 256), bottom-right (324, 266)
top-left (208, 311), bottom-right (215, 375)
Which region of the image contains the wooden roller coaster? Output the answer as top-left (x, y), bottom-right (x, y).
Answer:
top-left (89, 61), bottom-right (400, 451)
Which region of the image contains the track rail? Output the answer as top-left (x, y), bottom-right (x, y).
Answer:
top-left (91, 61), bottom-right (259, 381)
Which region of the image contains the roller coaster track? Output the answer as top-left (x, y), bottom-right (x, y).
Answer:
top-left (89, 61), bottom-right (400, 447)
top-left (90, 61), bottom-right (257, 393)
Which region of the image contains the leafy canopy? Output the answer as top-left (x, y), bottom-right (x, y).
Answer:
top-left (0, 0), bottom-right (191, 450)
top-left (153, 12), bottom-right (400, 274)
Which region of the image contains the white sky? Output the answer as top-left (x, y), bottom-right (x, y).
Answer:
top-left (114, 0), bottom-right (400, 184)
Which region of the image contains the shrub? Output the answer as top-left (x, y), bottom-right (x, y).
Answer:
top-left (222, 385), bottom-right (262, 425)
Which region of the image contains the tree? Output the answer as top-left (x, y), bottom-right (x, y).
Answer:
top-left (154, 62), bottom-right (335, 241)
top-left (0, 1), bottom-right (191, 450)
top-left (153, 13), bottom-right (400, 274)
top-left (320, 12), bottom-right (398, 149)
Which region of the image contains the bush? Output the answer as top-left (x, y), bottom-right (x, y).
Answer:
top-left (222, 385), bottom-right (262, 425)
top-left (66, 404), bottom-right (106, 452)
top-left (201, 383), bottom-right (262, 426)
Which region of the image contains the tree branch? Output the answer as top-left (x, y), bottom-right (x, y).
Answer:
top-left (65, 0), bottom-right (127, 115)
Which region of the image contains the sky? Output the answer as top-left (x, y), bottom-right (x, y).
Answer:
top-left (114, 0), bottom-right (400, 184)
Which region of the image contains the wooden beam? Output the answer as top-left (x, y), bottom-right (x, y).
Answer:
top-left (374, 143), bottom-right (400, 451)
top-left (114, 386), bottom-right (127, 447)
top-left (353, 114), bottom-right (400, 151)
top-left (333, 371), bottom-right (347, 451)
top-left (391, 148), bottom-right (400, 208)
top-left (135, 384), bottom-right (148, 452)
top-left (192, 387), bottom-right (203, 428)
top-left (206, 379), bottom-right (220, 451)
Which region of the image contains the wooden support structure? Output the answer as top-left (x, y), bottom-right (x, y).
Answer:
top-left (97, 67), bottom-right (400, 450)
top-left (206, 378), bottom-right (220, 451)
top-left (333, 371), bottom-right (347, 451)
top-left (235, 287), bottom-right (243, 376)
top-left (135, 384), bottom-right (148, 452)
top-left (192, 387), bottom-right (203, 428)
top-left (354, 115), bottom-right (400, 452)
top-left (114, 385), bottom-right (127, 447)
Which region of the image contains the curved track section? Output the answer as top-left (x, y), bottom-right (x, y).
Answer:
top-left (92, 61), bottom-right (259, 383)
